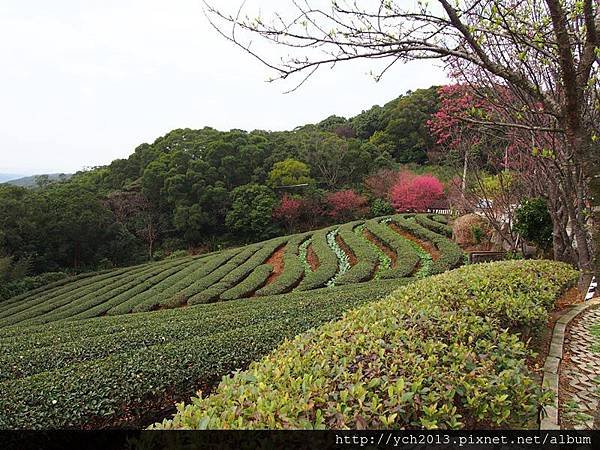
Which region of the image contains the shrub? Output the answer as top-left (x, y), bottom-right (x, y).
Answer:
top-left (370, 198), bottom-right (395, 217)
top-left (364, 219), bottom-right (419, 278)
top-left (220, 264), bottom-right (273, 300)
top-left (415, 214), bottom-right (453, 237)
top-left (154, 260), bottom-right (578, 430)
top-left (514, 198), bottom-right (553, 251)
top-left (296, 228), bottom-right (339, 291)
top-left (325, 190), bottom-right (368, 221)
top-left (0, 278), bottom-right (412, 429)
top-left (389, 216), bottom-right (463, 274)
top-left (334, 222), bottom-right (378, 284)
top-left (390, 174), bottom-right (445, 212)
top-left (255, 235), bottom-right (309, 296)
top-left (0, 271), bottom-right (68, 303)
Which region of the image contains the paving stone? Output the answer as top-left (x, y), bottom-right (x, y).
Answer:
top-left (544, 357), bottom-right (560, 374)
top-left (555, 301), bottom-right (600, 430)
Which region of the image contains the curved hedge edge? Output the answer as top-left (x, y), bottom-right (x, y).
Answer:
top-left (364, 219), bottom-right (419, 279)
top-left (415, 214), bottom-right (453, 237)
top-left (153, 260), bottom-right (579, 430)
top-left (220, 264), bottom-right (274, 301)
top-left (296, 228), bottom-right (338, 291)
top-left (255, 235), bottom-right (310, 297)
top-left (389, 215), bottom-right (462, 275)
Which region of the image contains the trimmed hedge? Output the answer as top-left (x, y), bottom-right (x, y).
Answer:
top-left (326, 229), bottom-right (350, 287)
top-left (220, 264), bottom-right (273, 300)
top-left (255, 235), bottom-right (309, 296)
top-left (0, 278), bottom-right (413, 429)
top-left (153, 260), bottom-right (578, 430)
top-left (188, 239), bottom-right (286, 305)
top-left (0, 272), bottom-right (68, 304)
top-left (0, 258), bottom-right (193, 327)
top-left (0, 266), bottom-right (142, 321)
top-left (364, 219), bottom-right (419, 279)
top-left (416, 214), bottom-right (453, 237)
top-left (296, 228), bottom-right (338, 291)
top-left (429, 214), bottom-right (449, 224)
top-left (389, 215), bottom-right (463, 274)
top-left (334, 222), bottom-right (378, 285)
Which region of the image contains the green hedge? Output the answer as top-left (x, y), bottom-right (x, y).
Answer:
top-left (390, 216), bottom-right (463, 274)
top-left (220, 264), bottom-right (273, 300)
top-left (296, 228), bottom-right (338, 291)
top-left (415, 214), bottom-right (453, 237)
top-left (153, 260), bottom-right (578, 430)
top-left (0, 272), bottom-right (68, 304)
top-left (255, 235), bottom-right (309, 296)
top-left (0, 258), bottom-right (193, 327)
top-left (38, 257), bottom-right (195, 323)
top-left (364, 219), bottom-right (419, 279)
top-left (188, 239), bottom-right (286, 305)
top-left (429, 214), bottom-right (449, 225)
top-left (0, 278), bottom-right (413, 429)
top-left (334, 222), bottom-right (378, 285)
top-left (0, 266), bottom-right (141, 321)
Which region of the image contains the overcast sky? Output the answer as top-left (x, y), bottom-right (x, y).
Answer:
top-left (0, 0), bottom-right (449, 175)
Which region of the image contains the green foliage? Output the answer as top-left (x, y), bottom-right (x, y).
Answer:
top-left (0, 215), bottom-right (457, 326)
top-left (365, 219), bottom-right (419, 278)
top-left (296, 228), bottom-right (339, 291)
top-left (391, 216), bottom-right (463, 274)
top-left (0, 271), bottom-right (68, 303)
top-left (415, 214), bottom-right (453, 237)
top-left (226, 184), bottom-right (279, 240)
top-left (154, 260), bottom-right (577, 430)
top-left (355, 224), bottom-right (391, 278)
top-left (0, 277), bottom-right (412, 429)
top-left (367, 87), bottom-right (440, 164)
top-left (514, 198), bottom-right (553, 251)
top-left (268, 159), bottom-right (314, 187)
top-left (370, 198), bottom-right (395, 217)
top-left (325, 229), bottom-right (351, 287)
top-left (334, 222), bottom-right (378, 284)
top-left (255, 235), bottom-right (309, 296)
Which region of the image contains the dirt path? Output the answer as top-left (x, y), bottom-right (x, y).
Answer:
top-left (307, 243), bottom-right (319, 271)
top-left (336, 235), bottom-right (357, 266)
top-left (263, 244), bottom-right (286, 286)
top-left (363, 228), bottom-right (397, 268)
top-left (387, 222), bottom-right (440, 260)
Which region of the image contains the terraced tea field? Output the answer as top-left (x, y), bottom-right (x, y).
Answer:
top-left (0, 214), bottom-right (461, 429)
top-left (0, 214), bottom-right (459, 328)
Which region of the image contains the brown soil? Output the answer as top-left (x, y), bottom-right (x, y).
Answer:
top-left (307, 243), bottom-right (319, 271)
top-left (263, 244), bottom-right (286, 286)
top-left (387, 222), bottom-right (440, 260)
top-left (336, 234), bottom-right (357, 266)
top-left (363, 228), bottom-right (397, 268)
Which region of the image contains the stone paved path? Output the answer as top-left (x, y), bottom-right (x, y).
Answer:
top-left (561, 305), bottom-right (600, 429)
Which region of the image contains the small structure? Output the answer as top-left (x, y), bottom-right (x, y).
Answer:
top-left (468, 251), bottom-right (506, 264)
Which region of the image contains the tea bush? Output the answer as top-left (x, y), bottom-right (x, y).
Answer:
top-left (154, 260), bottom-right (578, 430)
top-left (0, 278), bottom-right (413, 429)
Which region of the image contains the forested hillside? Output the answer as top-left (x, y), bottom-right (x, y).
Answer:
top-left (0, 86), bottom-right (451, 287)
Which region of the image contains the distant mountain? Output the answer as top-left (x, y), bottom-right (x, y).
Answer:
top-left (3, 173), bottom-right (72, 187)
top-left (0, 173), bottom-right (25, 183)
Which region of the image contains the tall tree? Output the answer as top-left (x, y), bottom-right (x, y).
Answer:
top-left (206, 0), bottom-right (600, 270)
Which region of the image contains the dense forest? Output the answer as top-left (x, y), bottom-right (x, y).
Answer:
top-left (0, 86), bottom-right (457, 293)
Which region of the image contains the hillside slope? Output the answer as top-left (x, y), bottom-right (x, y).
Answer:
top-left (0, 213), bottom-right (460, 429)
top-left (0, 214), bottom-right (460, 328)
